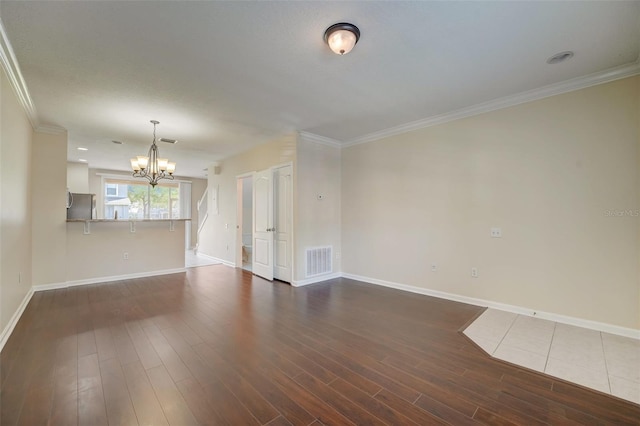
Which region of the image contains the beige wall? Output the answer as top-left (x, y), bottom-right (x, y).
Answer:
top-left (198, 133), bottom-right (342, 283)
top-left (32, 132), bottom-right (68, 286)
top-left (342, 76), bottom-right (640, 330)
top-left (67, 161), bottom-right (89, 193)
top-left (198, 134), bottom-right (297, 265)
top-left (295, 136), bottom-right (341, 281)
top-left (0, 68), bottom-right (33, 331)
top-left (66, 221), bottom-right (185, 281)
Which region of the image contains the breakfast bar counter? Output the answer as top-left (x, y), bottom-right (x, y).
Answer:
top-left (65, 219), bottom-right (189, 282)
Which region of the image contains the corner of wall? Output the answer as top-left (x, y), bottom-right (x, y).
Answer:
top-left (31, 131), bottom-right (68, 287)
top-left (0, 65), bottom-right (34, 331)
top-left (295, 135), bottom-right (342, 282)
top-left (636, 75), bottom-right (640, 329)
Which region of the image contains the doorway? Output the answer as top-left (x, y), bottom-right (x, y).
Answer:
top-left (250, 164), bottom-right (293, 283)
top-left (236, 174), bottom-right (253, 271)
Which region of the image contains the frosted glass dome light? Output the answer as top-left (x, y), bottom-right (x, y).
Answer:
top-left (324, 23), bottom-right (360, 55)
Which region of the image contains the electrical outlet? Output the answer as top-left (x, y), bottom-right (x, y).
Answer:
top-left (471, 267), bottom-right (478, 278)
top-left (431, 264), bottom-right (437, 272)
top-left (490, 227), bottom-right (502, 238)
top-left (123, 252), bottom-right (129, 260)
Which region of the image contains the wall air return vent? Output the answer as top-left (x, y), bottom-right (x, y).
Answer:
top-left (305, 246), bottom-right (332, 277)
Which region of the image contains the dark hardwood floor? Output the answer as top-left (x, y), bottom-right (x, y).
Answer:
top-left (1, 265), bottom-right (638, 425)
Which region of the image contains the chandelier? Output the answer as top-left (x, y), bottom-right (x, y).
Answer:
top-left (130, 120), bottom-right (176, 187)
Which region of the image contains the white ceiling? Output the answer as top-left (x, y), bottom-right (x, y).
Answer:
top-left (2, 1), bottom-right (639, 178)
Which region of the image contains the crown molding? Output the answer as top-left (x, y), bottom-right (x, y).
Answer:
top-left (0, 20), bottom-right (39, 128)
top-left (298, 131), bottom-right (343, 148)
top-left (35, 125), bottom-right (67, 135)
top-left (343, 59), bottom-right (640, 148)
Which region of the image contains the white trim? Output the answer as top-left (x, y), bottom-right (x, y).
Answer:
top-left (192, 252), bottom-right (229, 266)
top-left (343, 60), bottom-right (640, 148)
top-left (195, 254), bottom-right (235, 268)
top-left (341, 272), bottom-right (640, 340)
top-left (292, 272), bottom-right (341, 287)
top-left (0, 21), bottom-right (38, 128)
top-left (298, 131), bottom-right (343, 148)
top-left (32, 268), bottom-right (187, 292)
top-left (235, 171), bottom-right (255, 179)
top-left (0, 288), bottom-right (34, 352)
top-left (35, 125), bottom-right (67, 135)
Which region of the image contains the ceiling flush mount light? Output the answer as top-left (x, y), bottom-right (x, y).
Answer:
top-left (324, 22), bottom-right (360, 55)
top-left (130, 120), bottom-right (176, 187)
top-left (547, 51), bottom-right (574, 64)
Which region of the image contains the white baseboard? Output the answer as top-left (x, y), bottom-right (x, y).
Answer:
top-left (32, 268), bottom-right (187, 292)
top-left (341, 272), bottom-right (640, 340)
top-left (292, 272), bottom-right (342, 287)
top-left (197, 254), bottom-right (235, 268)
top-left (194, 253), bottom-right (234, 267)
top-left (0, 287), bottom-right (34, 352)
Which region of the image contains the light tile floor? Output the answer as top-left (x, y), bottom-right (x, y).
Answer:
top-left (464, 309), bottom-right (640, 405)
top-left (185, 249), bottom-right (220, 268)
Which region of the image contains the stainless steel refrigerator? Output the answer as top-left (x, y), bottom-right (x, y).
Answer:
top-left (67, 193), bottom-right (96, 220)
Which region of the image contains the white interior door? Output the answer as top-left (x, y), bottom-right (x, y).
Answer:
top-left (273, 165), bottom-right (292, 282)
top-left (252, 169), bottom-right (273, 280)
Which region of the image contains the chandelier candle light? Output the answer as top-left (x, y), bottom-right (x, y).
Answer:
top-left (130, 120), bottom-right (176, 187)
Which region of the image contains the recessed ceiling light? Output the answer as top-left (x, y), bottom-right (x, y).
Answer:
top-left (112, 140), bottom-right (123, 145)
top-left (77, 147), bottom-right (88, 151)
top-left (547, 51), bottom-right (574, 64)
top-left (78, 159), bottom-right (87, 162)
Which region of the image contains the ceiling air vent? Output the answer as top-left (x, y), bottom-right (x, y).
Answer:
top-left (159, 138), bottom-right (178, 144)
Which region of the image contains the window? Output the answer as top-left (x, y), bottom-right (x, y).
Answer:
top-left (105, 183), bottom-right (117, 196)
top-left (103, 178), bottom-right (180, 220)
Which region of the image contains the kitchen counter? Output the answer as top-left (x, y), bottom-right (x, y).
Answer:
top-left (67, 218), bottom-right (190, 234)
top-left (66, 218), bottom-right (191, 222)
